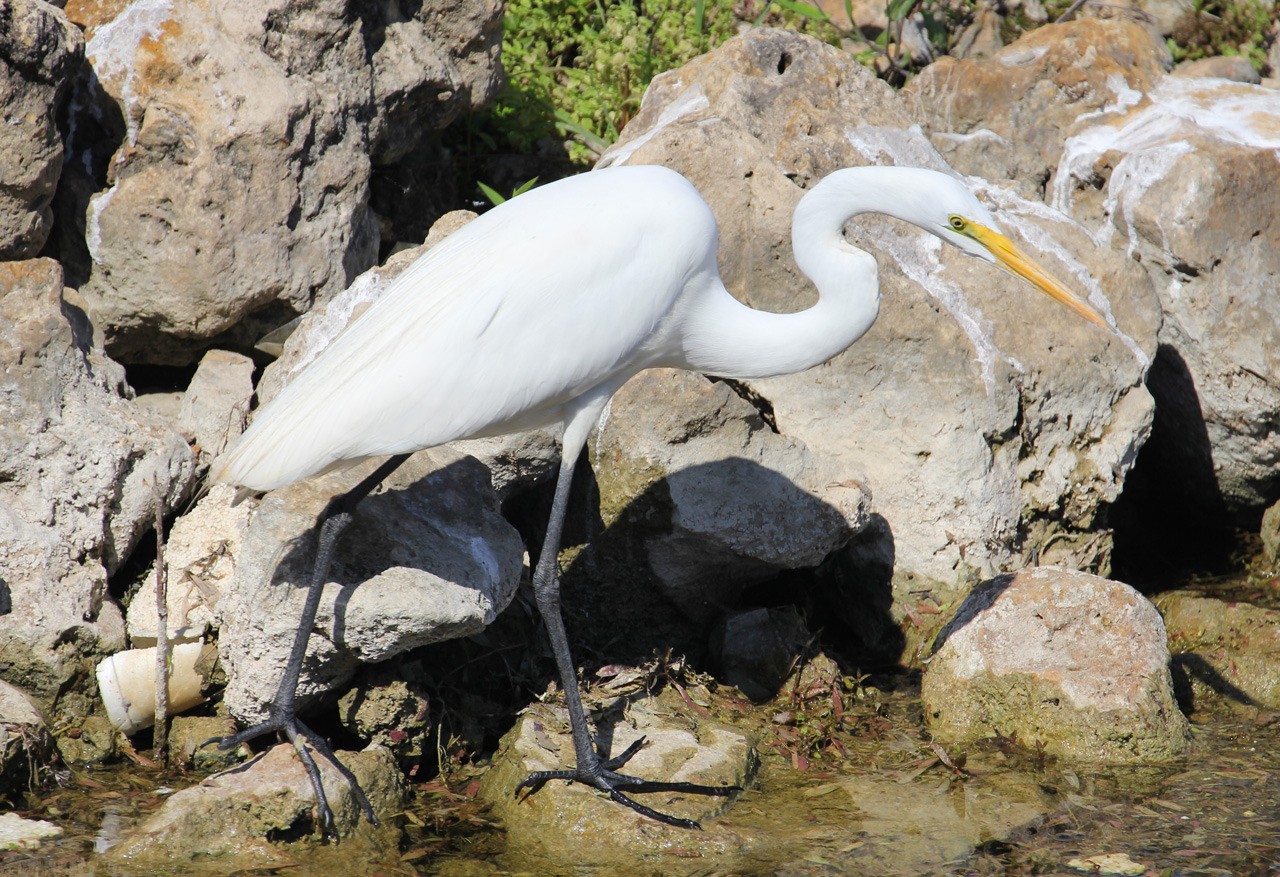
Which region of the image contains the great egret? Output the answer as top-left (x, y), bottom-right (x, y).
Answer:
top-left (209, 163), bottom-right (1109, 830)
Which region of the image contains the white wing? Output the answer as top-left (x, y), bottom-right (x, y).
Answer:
top-left (212, 166), bottom-right (718, 491)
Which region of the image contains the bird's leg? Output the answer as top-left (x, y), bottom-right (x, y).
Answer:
top-left (514, 451), bottom-right (740, 829)
top-left (205, 453), bottom-right (411, 832)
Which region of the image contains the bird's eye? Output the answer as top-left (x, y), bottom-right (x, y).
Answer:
top-left (948, 215), bottom-right (966, 232)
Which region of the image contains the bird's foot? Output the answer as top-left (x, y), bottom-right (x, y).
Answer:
top-left (202, 710), bottom-right (377, 833)
top-left (513, 736), bottom-right (741, 830)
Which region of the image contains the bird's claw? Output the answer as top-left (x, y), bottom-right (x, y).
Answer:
top-left (200, 712), bottom-right (378, 832)
top-left (513, 737), bottom-right (741, 830)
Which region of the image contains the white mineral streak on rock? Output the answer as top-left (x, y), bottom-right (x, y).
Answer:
top-left (845, 124), bottom-right (1008, 400)
top-left (971, 180), bottom-right (1150, 368)
top-left (1053, 77), bottom-right (1280, 234)
top-left (289, 270), bottom-right (391, 377)
top-left (932, 128), bottom-right (1010, 146)
top-left (85, 0), bottom-right (174, 147)
top-left (86, 181), bottom-right (118, 264)
top-left (598, 84), bottom-right (710, 168)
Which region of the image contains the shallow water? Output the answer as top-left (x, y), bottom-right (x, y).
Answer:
top-left (5, 569), bottom-right (1279, 876)
top-left (5, 673), bottom-right (1276, 877)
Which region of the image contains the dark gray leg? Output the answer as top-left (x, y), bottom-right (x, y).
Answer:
top-left (206, 453), bottom-right (411, 832)
top-left (514, 449), bottom-right (740, 829)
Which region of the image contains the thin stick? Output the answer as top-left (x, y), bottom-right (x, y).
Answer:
top-left (153, 487), bottom-right (170, 766)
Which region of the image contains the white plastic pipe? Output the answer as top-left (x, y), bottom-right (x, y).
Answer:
top-left (95, 642), bottom-right (207, 734)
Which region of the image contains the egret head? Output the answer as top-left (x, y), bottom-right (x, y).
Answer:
top-left (922, 173), bottom-right (1111, 331)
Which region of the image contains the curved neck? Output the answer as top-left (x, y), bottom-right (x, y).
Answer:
top-left (675, 168), bottom-right (887, 380)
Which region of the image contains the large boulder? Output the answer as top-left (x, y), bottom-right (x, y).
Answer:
top-left (598, 28), bottom-right (1159, 630)
top-left (0, 259), bottom-right (195, 723)
top-left (215, 449), bottom-right (524, 723)
top-left (0, 0), bottom-right (83, 259)
top-left (1050, 76), bottom-right (1280, 512)
top-left (907, 20), bottom-right (1280, 515)
top-left (59, 0), bottom-right (502, 365)
top-left (903, 20), bottom-right (1171, 197)
top-left (592, 368), bottom-right (870, 623)
top-left (923, 567), bottom-right (1189, 762)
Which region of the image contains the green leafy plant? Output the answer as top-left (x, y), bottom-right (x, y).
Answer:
top-left (468, 0), bottom-right (845, 167)
top-left (477, 176), bottom-right (540, 206)
top-left (1168, 0), bottom-right (1275, 71)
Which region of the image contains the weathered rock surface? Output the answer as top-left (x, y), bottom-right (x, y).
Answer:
top-left (594, 369), bottom-right (870, 623)
top-left (61, 0), bottom-right (502, 364)
top-left (177, 349), bottom-right (255, 464)
top-left (923, 567), bottom-right (1189, 762)
top-left (168, 714), bottom-right (246, 770)
top-left (0, 259), bottom-right (195, 724)
top-left (104, 743), bottom-right (403, 870)
top-left (0, 0), bottom-right (83, 259)
top-left (909, 20), bottom-right (1280, 514)
top-left (600, 29), bottom-right (1158, 621)
top-left (1174, 55), bottom-right (1263, 84)
top-left (1155, 591), bottom-right (1280, 709)
top-left (1050, 76), bottom-right (1280, 511)
top-left (478, 692), bottom-right (755, 866)
top-left (216, 449), bottom-right (523, 723)
top-left (904, 20), bottom-right (1171, 197)
top-left (126, 483), bottom-right (250, 645)
top-left (337, 669), bottom-right (431, 760)
top-left (1263, 500), bottom-right (1280, 563)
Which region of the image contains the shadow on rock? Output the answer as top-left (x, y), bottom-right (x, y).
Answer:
top-left (1170, 652), bottom-right (1261, 714)
top-left (534, 454), bottom-right (889, 700)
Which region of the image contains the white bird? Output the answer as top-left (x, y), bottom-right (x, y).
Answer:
top-left (209, 163), bottom-right (1110, 830)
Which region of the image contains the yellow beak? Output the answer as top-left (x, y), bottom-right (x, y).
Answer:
top-left (967, 222), bottom-right (1112, 331)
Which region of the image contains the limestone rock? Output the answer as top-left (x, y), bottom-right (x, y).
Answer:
top-left (923, 567), bottom-right (1189, 762)
top-left (1174, 55), bottom-right (1262, 84)
top-left (594, 369), bottom-right (870, 623)
top-left (904, 20), bottom-right (1171, 197)
top-left (61, 0), bottom-right (501, 365)
top-left (216, 449), bottom-right (523, 723)
top-left (0, 259), bottom-right (195, 722)
top-left (368, 0), bottom-right (503, 165)
top-left (1155, 591), bottom-right (1280, 709)
top-left (813, 0), bottom-right (888, 34)
top-left (1050, 76), bottom-right (1280, 510)
top-left (0, 813), bottom-right (61, 852)
top-left (126, 484), bottom-right (251, 646)
top-left (1263, 500), bottom-right (1280, 564)
top-left (53, 713), bottom-right (117, 765)
top-left (0, 0), bottom-right (83, 259)
top-left (477, 693), bottom-right (754, 866)
top-left (177, 349), bottom-right (255, 463)
top-left (600, 29), bottom-right (1158, 617)
top-left (167, 714), bottom-right (246, 770)
top-left (337, 671), bottom-right (431, 758)
top-left (103, 743), bottom-right (403, 870)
